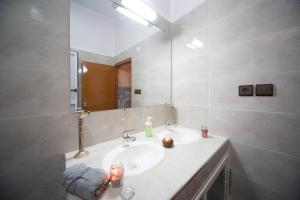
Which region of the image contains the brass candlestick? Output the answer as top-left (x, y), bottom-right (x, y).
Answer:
top-left (74, 108), bottom-right (90, 159)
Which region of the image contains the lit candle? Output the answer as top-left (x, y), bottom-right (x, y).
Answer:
top-left (110, 162), bottom-right (124, 188)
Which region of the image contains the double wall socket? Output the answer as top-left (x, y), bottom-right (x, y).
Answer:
top-left (239, 84), bottom-right (273, 96)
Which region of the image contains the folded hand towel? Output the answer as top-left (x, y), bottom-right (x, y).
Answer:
top-left (63, 164), bottom-right (109, 200)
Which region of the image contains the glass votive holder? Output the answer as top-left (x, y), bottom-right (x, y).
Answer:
top-left (201, 126), bottom-right (208, 138)
top-left (120, 185), bottom-right (135, 200)
top-left (110, 162), bottom-right (124, 188)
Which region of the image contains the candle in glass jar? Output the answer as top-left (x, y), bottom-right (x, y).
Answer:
top-left (110, 162), bottom-right (124, 188)
top-left (201, 126), bottom-right (208, 138)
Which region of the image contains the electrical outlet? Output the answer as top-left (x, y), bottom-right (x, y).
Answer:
top-left (256, 84), bottom-right (273, 96)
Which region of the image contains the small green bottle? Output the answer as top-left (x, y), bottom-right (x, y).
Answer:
top-left (144, 116), bottom-right (153, 137)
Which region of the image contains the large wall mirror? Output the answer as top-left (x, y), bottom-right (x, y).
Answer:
top-left (69, 0), bottom-right (172, 112)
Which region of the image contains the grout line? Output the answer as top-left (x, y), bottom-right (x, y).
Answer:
top-left (176, 103), bottom-right (209, 109)
top-left (211, 25), bottom-right (300, 55)
top-left (208, 0), bottom-right (213, 127)
top-left (0, 64), bottom-right (69, 73)
top-left (263, 69), bottom-right (300, 75)
top-left (230, 139), bottom-right (300, 161)
top-left (0, 112), bottom-right (72, 120)
top-left (208, 69), bottom-right (300, 81)
top-left (170, 29), bottom-right (173, 107)
top-left (211, 26), bottom-right (299, 53)
top-left (231, 171), bottom-right (295, 200)
top-left (172, 79), bottom-right (209, 85)
top-left (210, 106), bottom-right (298, 117)
top-left (211, 0), bottom-right (262, 26)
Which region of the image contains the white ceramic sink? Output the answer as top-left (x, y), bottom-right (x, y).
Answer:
top-left (158, 127), bottom-right (200, 144)
top-left (102, 141), bottom-right (164, 176)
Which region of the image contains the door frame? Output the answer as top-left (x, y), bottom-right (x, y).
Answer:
top-left (70, 50), bottom-right (79, 112)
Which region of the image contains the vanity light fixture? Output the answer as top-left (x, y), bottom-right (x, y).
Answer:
top-left (116, 6), bottom-right (149, 26)
top-left (113, 0), bottom-right (157, 26)
top-left (121, 0), bottom-right (157, 22)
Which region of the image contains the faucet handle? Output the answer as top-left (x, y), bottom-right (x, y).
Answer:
top-left (165, 120), bottom-right (176, 131)
top-left (123, 129), bottom-right (136, 140)
top-left (76, 107), bottom-right (90, 113)
top-left (165, 120), bottom-right (172, 126)
top-left (123, 129), bottom-right (136, 135)
top-left (122, 129), bottom-right (136, 147)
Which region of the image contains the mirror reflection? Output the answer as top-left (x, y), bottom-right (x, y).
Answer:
top-left (69, 0), bottom-right (171, 112)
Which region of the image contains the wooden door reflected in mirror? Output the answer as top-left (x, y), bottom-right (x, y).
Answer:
top-left (82, 61), bottom-right (118, 111)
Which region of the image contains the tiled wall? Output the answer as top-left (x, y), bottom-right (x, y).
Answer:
top-left (0, 0), bottom-right (77, 199)
top-left (172, 1), bottom-right (210, 129)
top-left (172, 0), bottom-right (300, 199)
top-left (116, 31), bottom-right (172, 107)
top-left (84, 104), bottom-right (171, 146)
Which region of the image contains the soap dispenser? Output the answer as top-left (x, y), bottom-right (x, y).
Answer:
top-left (144, 116), bottom-right (153, 137)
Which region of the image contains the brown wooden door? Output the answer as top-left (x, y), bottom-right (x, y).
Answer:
top-left (82, 61), bottom-right (117, 111)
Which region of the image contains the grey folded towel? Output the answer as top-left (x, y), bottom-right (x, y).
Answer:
top-left (63, 164), bottom-right (108, 200)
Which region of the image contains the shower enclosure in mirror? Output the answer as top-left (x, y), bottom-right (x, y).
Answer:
top-left (69, 0), bottom-right (172, 112)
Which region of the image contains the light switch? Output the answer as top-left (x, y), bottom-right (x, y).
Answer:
top-left (239, 85), bottom-right (253, 96)
top-left (134, 89), bottom-right (141, 94)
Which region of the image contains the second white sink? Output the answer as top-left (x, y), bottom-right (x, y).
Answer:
top-left (158, 126), bottom-right (201, 144)
top-left (102, 141), bottom-right (164, 176)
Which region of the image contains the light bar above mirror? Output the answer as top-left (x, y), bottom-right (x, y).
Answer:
top-left (121, 0), bottom-right (157, 22)
top-left (111, 0), bottom-right (168, 31)
top-left (115, 6), bottom-right (150, 26)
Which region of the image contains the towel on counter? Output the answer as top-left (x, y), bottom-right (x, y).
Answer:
top-left (63, 163), bottom-right (109, 200)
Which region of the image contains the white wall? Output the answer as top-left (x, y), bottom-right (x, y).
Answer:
top-left (70, 1), bottom-right (116, 57)
top-left (116, 17), bottom-right (159, 54)
top-left (71, 0), bottom-right (179, 56)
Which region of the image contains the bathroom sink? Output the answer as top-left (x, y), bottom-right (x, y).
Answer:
top-left (102, 141), bottom-right (164, 176)
top-left (158, 127), bottom-right (200, 144)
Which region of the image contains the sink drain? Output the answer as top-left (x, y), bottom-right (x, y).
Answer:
top-left (129, 162), bottom-right (139, 170)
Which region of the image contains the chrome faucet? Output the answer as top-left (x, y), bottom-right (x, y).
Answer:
top-left (165, 120), bottom-right (176, 131)
top-left (123, 129), bottom-right (136, 147)
top-left (165, 104), bottom-right (177, 131)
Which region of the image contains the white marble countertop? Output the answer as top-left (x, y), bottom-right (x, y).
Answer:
top-left (65, 126), bottom-right (228, 200)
